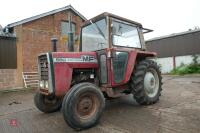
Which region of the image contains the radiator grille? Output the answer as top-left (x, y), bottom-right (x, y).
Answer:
top-left (39, 54), bottom-right (48, 80)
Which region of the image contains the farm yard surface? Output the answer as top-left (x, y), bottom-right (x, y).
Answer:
top-left (0, 75), bottom-right (200, 133)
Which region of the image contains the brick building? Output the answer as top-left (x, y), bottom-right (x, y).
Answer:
top-left (0, 5), bottom-right (86, 89)
top-left (0, 30), bottom-right (16, 89)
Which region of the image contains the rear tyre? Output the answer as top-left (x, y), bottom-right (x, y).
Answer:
top-left (34, 92), bottom-right (62, 113)
top-left (130, 60), bottom-right (162, 105)
top-left (62, 82), bottom-right (105, 130)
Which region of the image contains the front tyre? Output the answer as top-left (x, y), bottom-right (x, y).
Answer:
top-left (34, 92), bottom-right (62, 113)
top-left (62, 82), bottom-right (105, 130)
top-left (131, 60), bottom-right (162, 105)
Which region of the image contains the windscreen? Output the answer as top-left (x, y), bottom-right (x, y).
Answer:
top-left (81, 18), bottom-right (108, 52)
top-left (112, 20), bottom-right (141, 48)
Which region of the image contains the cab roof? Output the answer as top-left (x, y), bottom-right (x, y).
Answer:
top-left (82, 12), bottom-right (153, 33)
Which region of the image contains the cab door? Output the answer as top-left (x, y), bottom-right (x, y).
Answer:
top-left (97, 49), bottom-right (130, 87)
top-left (110, 18), bottom-right (140, 86)
top-left (96, 50), bottom-right (110, 86)
top-left (111, 50), bottom-right (129, 86)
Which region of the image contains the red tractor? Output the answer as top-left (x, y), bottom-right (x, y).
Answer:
top-left (34, 12), bottom-right (162, 130)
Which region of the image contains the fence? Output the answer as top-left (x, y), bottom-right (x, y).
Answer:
top-left (22, 72), bottom-right (39, 88)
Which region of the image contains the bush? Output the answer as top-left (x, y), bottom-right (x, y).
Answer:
top-left (171, 64), bottom-right (200, 75)
top-left (170, 55), bottom-right (200, 75)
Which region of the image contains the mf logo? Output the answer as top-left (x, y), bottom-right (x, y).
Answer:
top-left (82, 55), bottom-right (95, 62)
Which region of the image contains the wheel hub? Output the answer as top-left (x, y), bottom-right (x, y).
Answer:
top-left (144, 69), bottom-right (159, 98)
top-left (76, 93), bottom-right (98, 119)
top-left (79, 97), bottom-right (93, 113)
top-left (44, 96), bottom-right (57, 104)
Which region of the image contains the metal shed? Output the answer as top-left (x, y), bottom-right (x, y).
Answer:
top-left (145, 29), bottom-right (200, 73)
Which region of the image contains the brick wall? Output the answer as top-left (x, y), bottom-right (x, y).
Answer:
top-left (0, 69), bottom-right (17, 89)
top-left (0, 9), bottom-right (85, 90)
top-left (17, 10), bottom-right (84, 72)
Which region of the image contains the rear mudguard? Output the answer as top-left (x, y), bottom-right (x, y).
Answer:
top-left (110, 48), bottom-right (156, 87)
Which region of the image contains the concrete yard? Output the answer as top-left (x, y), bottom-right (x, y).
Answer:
top-left (0, 75), bottom-right (200, 133)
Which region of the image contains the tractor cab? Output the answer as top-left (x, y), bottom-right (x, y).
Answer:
top-left (80, 12), bottom-right (154, 86)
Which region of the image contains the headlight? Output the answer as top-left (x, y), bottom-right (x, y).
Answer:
top-left (39, 80), bottom-right (44, 88)
top-left (45, 81), bottom-right (48, 88)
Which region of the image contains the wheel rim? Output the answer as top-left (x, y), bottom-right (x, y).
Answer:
top-left (44, 96), bottom-right (58, 105)
top-left (144, 68), bottom-right (159, 98)
top-left (76, 92), bottom-right (99, 119)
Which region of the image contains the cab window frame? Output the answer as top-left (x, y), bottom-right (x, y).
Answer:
top-left (110, 18), bottom-right (142, 49)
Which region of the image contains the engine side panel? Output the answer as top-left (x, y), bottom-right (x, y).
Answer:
top-left (52, 52), bottom-right (98, 96)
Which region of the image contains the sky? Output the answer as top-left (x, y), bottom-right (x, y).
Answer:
top-left (0, 0), bottom-right (200, 40)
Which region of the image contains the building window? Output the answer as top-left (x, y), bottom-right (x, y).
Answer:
top-left (61, 21), bottom-right (76, 36)
top-left (0, 37), bottom-right (17, 69)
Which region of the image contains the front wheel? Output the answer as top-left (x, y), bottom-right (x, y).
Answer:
top-left (130, 60), bottom-right (162, 105)
top-left (34, 92), bottom-right (62, 113)
top-left (62, 82), bottom-right (105, 130)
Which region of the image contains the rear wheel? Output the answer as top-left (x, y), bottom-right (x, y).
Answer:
top-left (62, 82), bottom-right (105, 130)
top-left (130, 60), bottom-right (162, 105)
top-left (34, 92), bottom-right (62, 113)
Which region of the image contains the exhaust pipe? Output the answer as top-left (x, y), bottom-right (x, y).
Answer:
top-left (51, 37), bottom-right (58, 52)
top-left (68, 12), bottom-right (74, 52)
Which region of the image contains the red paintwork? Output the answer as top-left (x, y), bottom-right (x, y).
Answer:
top-left (110, 49), bottom-right (137, 87)
top-left (52, 52), bottom-right (98, 96)
top-left (109, 48), bottom-right (156, 87)
top-left (51, 49), bottom-right (156, 96)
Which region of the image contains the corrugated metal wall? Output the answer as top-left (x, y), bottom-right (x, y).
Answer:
top-left (0, 36), bottom-right (17, 69)
top-left (146, 31), bottom-right (200, 58)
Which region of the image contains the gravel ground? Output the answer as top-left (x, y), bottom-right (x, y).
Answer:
top-left (0, 75), bottom-right (200, 133)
